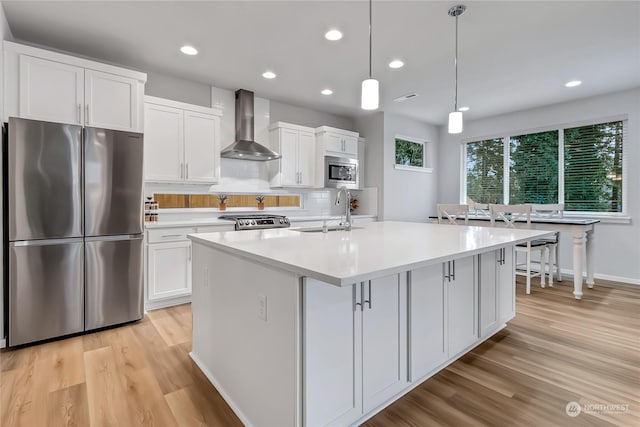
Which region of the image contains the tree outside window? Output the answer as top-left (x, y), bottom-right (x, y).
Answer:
top-left (395, 137), bottom-right (424, 168)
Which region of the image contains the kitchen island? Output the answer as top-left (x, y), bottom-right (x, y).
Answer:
top-left (188, 221), bottom-right (551, 427)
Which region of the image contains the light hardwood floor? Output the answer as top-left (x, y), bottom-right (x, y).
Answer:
top-left (1, 278), bottom-right (638, 426)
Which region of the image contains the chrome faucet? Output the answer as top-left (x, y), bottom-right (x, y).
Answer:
top-left (335, 187), bottom-right (352, 231)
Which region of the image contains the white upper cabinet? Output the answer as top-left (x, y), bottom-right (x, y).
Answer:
top-left (184, 111), bottom-right (220, 183)
top-left (144, 96), bottom-right (222, 184)
top-left (269, 122), bottom-right (317, 188)
top-left (144, 103), bottom-right (184, 182)
top-left (315, 126), bottom-right (359, 157)
top-left (85, 69), bottom-right (141, 132)
top-left (18, 55), bottom-right (85, 126)
top-left (5, 41), bottom-right (146, 131)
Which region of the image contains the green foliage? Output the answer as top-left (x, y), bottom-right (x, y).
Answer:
top-left (564, 121), bottom-right (623, 212)
top-left (465, 121), bottom-right (623, 213)
top-left (395, 138), bottom-right (424, 167)
top-left (466, 139), bottom-right (504, 204)
top-left (509, 130), bottom-right (559, 204)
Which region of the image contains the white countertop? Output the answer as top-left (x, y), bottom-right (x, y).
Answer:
top-left (144, 214), bottom-right (376, 229)
top-left (188, 221), bottom-right (553, 286)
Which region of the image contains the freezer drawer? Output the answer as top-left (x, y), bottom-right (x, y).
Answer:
top-left (85, 236), bottom-right (144, 330)
top-left (8, 117), bottom-right (82, 241)
top-left (8, 239), bottom-right (84, 346)
top-left (84, 127), bottom-right (144, 237)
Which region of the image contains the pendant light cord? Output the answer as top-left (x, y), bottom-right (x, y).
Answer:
top-left (454, 13), bottom-right (459, 111)
top-left (369, 0), bottom-right (372, 79)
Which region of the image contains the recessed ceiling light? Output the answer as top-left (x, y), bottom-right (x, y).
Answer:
top-left (180, 45), bottom-right (198, 56)
top-left (325, 29), bottom-right (343, 41)
top-left (458, 106), bottom-right (470, 112)
top-left (565, 80), bottom-right (582, 88)
top-left (389, 60), bottom-right (404, 69)
top-left (321, 89), bottom-right (333, 95)
top-left (262, 71), bottom-right (276, 79)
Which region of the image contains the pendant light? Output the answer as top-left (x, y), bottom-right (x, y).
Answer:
top-left (448, 4), bottom-right (466, 134)
top-left (361, 0), bottom-right (379, 110)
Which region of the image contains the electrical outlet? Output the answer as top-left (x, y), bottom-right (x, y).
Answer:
top-left (258, 295), bottom-right (267, 321)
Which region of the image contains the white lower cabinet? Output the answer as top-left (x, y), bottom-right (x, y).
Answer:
top-left (479, 247), bottom-right (515, 337)
top-left (447, 256), bottom-right (478, 357)
top-left (410, 264), bottom-right (447, 381)
top-left (145, 224), bottom-right (233, 309)
top-left (147, 240), bottom-right (192, 301)
top-left (304, 273), bottom-right (407, 427)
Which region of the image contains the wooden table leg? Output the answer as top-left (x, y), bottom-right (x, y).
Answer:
top-left (586, 228), bottom-right (595, 289)
top-left (572, 230), bottom-right (585, 299)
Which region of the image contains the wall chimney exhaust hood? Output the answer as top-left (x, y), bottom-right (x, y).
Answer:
top-left (220, 89), bottom-right (281, 161)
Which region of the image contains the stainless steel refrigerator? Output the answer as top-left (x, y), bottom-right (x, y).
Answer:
top-left (4, 117), bottom-right (144, 346)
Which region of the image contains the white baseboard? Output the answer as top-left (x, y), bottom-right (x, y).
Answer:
top-left (189, 351), bottom-right (255, 427)
top-left (557, 268), bottom-right (640, 286)
top-left (144, 294), bottom-right (192, 311)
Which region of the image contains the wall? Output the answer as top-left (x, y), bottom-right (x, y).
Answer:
top-left (270, 100), bottom-right (355, 130)
top-left (0, 0), bottom-right (13, 345)
top-left (145, 71), bottom-right (211, 107)
top-left (355, 113), bottom-right (385, 218)
top-left (383, 113), bottom-right (439, 222)
top-left (437, 88), bottom-right (640, 283)
top-left (356, 112), bottom-right (439, 222)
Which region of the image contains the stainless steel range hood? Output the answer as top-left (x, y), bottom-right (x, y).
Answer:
top-left (220, 89), bottom-right (281, 161)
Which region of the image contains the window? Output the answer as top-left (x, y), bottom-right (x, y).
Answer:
top-left (509, 130), bottom-right (559, 204)
top-left (564, 121), bottom-right (623, 212)
top-left (462, 119), bottom-right (625, 214)
top-left (465, 138), bottom-right (504, 204)
top-left (395, 136), bottom-right (425, 169)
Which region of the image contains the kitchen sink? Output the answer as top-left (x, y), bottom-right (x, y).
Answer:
top-left (294, 226), bottom-right (364, 233)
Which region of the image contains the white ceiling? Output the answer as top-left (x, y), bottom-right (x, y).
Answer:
top-left (3, 1), bottom-right (639, 125)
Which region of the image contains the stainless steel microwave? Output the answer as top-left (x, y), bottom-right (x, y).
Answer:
top-left (325, 156), bottom-right (359, 189)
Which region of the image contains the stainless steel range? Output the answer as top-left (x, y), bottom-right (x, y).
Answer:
top-left (219, 214), bottom-right (290, 231)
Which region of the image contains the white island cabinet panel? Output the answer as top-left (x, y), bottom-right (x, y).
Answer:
top-left (410, 263), bottom-right (448, 381)
top-left (447, 255), bottom-right (478, 357)
top-left (19, 55), bottom-right (84, 125)
top-left (479, 247), bottom-right (515, 338)
top-left (362, 274), bottom-right (408, 412)
top-left (303, 279), bottom-right (362, 427)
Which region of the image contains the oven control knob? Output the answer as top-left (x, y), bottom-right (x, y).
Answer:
top-left (279, 218), bottom-right (283, 224)
top-left (251, 220), bottom-right (256, 225)
top-left (284, 218), bottom-right (289, 223)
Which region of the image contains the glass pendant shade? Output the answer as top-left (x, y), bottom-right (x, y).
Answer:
top-left (361, 78), bottom-right (379, 110)
top-left (448, 111), bottom-right (463, 134)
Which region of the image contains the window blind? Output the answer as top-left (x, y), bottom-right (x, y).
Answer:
top-left (465, 138), bottom-right (504, 204)
top-left (564, 121), bottom-right (624, 212)
top-left (509, 130), bottom-right (559, 204)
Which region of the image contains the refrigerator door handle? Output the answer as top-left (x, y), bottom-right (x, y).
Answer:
top-left (11, 237), bottom-right (84, 247)
top-left (85, 234), bottom-right (143, 242)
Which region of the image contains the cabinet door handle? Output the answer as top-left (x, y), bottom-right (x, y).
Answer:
top-left (299, 171), bottom-right (302, 184)
top-left (444, 261), bottom-right (450, 282)
top-left (452, 260), bottom-right (456, 281)
top-left (360, 282), bottom-right (365, 311)
top-left (85, 104), bottom-right (89, 123)
top-left (186, 163), bottom-right (189, 179)
top-left (355, 283), bottom-right (362, 311)
top-left (366, 281), bottom-right (372, 309)
top-left (161, 234), bottom-right (181, 238)
top-left (77, 104), bottom-right (82, 123)
top-left (181, 163), bottom-right (184, 179)
top-left (189, 245), bottom-right (192, 261)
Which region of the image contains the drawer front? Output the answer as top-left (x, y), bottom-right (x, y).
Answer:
top-left (147, 227), bottom-right (197, 243)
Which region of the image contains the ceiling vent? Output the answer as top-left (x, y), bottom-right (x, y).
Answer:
top-left (393, 93), bottom-right (419, 102)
